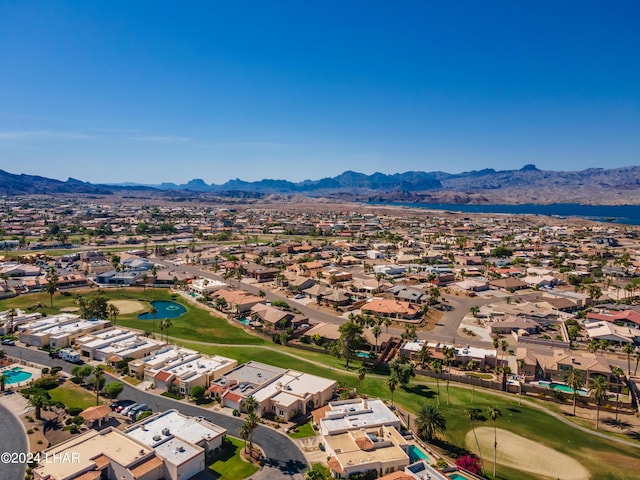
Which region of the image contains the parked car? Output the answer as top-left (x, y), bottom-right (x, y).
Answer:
top-left (128, 404), bottom-right (148, 418)
top-left (294, 294), bottom-right (305, 300)
top-left (1, 339), bottom-right (16, 346)
top-left (120, 403), bottom-right (139, 416)
top-left (110, 399), bottom-right (135, 411)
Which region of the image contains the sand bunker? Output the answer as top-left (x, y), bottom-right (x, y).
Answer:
top-left (466, 427), bottom-right (590, 480)
top-left (108, 300), bottom-right (145, 315)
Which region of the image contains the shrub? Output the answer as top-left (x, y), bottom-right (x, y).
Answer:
top-left (72, 416), bottom-right (84, 425)
top-left (50, 366), bottom-right (63, 374)
top-left (456, 455), bottom-right (482, 474)
top-left (32, 377), bottom-right (58, 390)
top-left (41, 368), bottom-right (50, 375)
top-left (67, 407), bottom-right (83, 416)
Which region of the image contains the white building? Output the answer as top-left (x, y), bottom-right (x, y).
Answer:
top-left (131, 346), bottom-right (237, 396)
top-left (17, 314), bottom-right (110, 348)
top-left (316, 398), bottom-right (411, 479)
top-left (75, 328), bottom-right (166, 361)
top-left (189, 278), bottom-right (227, 296)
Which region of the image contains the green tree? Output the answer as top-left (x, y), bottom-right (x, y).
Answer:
top-left (0, 373), bottom-right (5, 392)
top-left (466, 407), bottom-right (485, 475)
top-left (244, 395), bottom-right (258, 415)
top-left (389, 356), bottom-right (415, 387)
top-left (29, 391), bottom-right (50, 419)
top-left (624, 343), bottom-right (635, 375)
top-left (93, 366), bottom-right (105, 405)
top-left (46, 267), bottom-right (59, 308)
top-left (107, 303), bottom-right (120, 326)
top-left (190, 385), bottom-right (206, 404)
top-left (613, 366), bottom-right (624, 424)
top-left (564, 368), bottom-right (584, 416)
top-left (337, 321), bottom-right (364, 369)
top-left (417, 342), bottom-right (432, 368)
top-left (589, 375), bottom-right (609, 430)
top-left (243, 412), bottom-right (260, 454)
top-left (431, 359), bottom-right (442, 406)
top-left (239, 422), bottom-right (251, 453)
top-left (387, 376), bottom-right (398, 406)
top-left (358, 366), bottom-right (367, 394)
top-left (104, 381), bottom-right (124, 399)
top-left (488, 406), bottom-right (502, 477)
top-left (371, 324), bottom-right (381, 353)
top-left (413, 404), bottom-right (447, 443)
top-left (470, 306), bottom-right (480, 317)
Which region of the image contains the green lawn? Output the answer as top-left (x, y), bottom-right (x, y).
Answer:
top-left (48, 382), bottom-right (97, 411)
top-left (5, 288), bottom-right (640, 479)
top-left (208, 436), bottom-right (259, 480)
top-left (288, 420), bottom-right (317, 439)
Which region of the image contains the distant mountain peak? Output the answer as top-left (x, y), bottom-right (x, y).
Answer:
top-left (520, 164), bottom-right (539, 172)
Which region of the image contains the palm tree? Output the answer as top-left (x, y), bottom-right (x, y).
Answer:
top-left (239, 422), bottom-right (251, 453)
top-left (466, 407), bottom-right (485, 475)
top-left (431, 359), bottom-right (442, 406)
top-left (442, 346), bottom-right (455, 405)
top-left (29, 392), bottom-right (50, 419)
top-left (634, 351), bottom-right (640, 377)
top-left (565, 368), bottom-right (584, 416)
top-left (417, 342), bottom-right (432, 369)
top-left (243, 412), bottom-right (260, 455)
top-left (383, 317), bottom-right (391, 333)
top-left (6, 308), bottom-right (17, 334)
top-left (358, 366), bottom-right (367, 394)
top-left (46, 267), bottom-right (59, 308)
top-left (388, 376), bottom-right (398, 406)
top-left (470, 305), bottom-right (480, 317)
top-left (0, 373), bottom-right (5, 392)
top-left (243, 395), bottom-right (258, 415)
top-left (589, 375), bottom-right (609, 430)
top-left (371, 324), bottom-right (381, 353)
top-left (623, 343), bottom-right (635, 375)
top-left (413, 404), bottom-right (447, 443)
top-left (94, 366), bottom-right (105, 405)
top-left (613, 366), bottom-right (624, 423)
top-left (107, 303), bottom-right (120, 327)
top-left (160, 319), bottom-right (173, 342)
top-left (487, 405), bottom-right (502, 477)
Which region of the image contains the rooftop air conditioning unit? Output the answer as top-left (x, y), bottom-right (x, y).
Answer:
top-left (162, 428), bottom-right (171, 436)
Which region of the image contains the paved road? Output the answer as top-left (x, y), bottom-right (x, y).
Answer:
top-left (0, 402), bottom-right (28, 480)
top-left (2, 345), bottom-right (307, 479)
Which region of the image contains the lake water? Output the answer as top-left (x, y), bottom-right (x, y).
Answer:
top-left (373, 202), bottom-right (640, 225)
top-left (137, 300), bottom-right (186, 320)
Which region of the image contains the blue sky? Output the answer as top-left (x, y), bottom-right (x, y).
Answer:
top-left (0, 1), bottom-right (638, 184)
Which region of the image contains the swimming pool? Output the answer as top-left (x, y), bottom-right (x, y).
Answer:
top-left (137, 300), bottom-right (187, 320)
top-left (239, 318), bottom-right (251, 325)
top-left (2, 367), bottom-right (33, 385)
top-left (408, 444), bottom-right (430, 463)
top-left (355, 351), bottom-right (371, 358)
top-left (539, 381), bottom-right (589, 396)
top-left (449, 474), bottom-right (470, 480)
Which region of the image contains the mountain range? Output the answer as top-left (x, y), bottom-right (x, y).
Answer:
top-left (2, 164), bottom-right (640, 205)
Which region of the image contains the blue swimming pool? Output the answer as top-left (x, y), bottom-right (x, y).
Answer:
top-left (355, 351), bottom-right (371, 358)
top-left (449, 474), bottom-right (470, 480)
top-left (239, 318), bottom-right (251, 325)
top-left (2, 367), bottom-right (33, 385)
top-left (137, 301), bottom-right (187, 320)
top-left (408, 444), bottom-right (430, 463)
top-left (539, 381), bottom-right (589, 396)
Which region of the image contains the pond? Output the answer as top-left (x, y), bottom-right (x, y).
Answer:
top-left (137, 300), bottom-right (187, 320)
